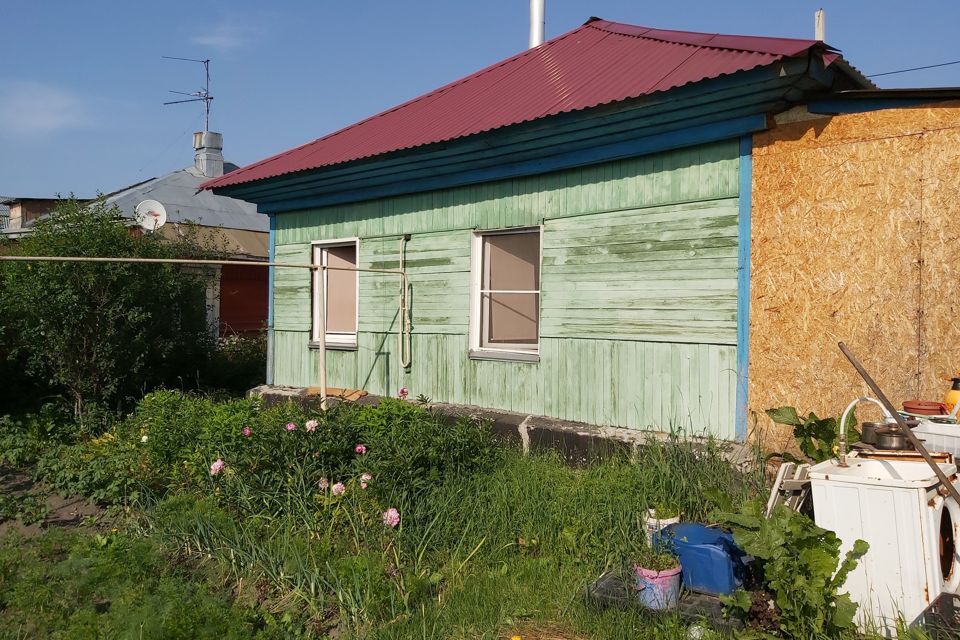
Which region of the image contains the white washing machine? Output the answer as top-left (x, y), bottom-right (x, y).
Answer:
top-left (809, 453), bottom-right (960, 636)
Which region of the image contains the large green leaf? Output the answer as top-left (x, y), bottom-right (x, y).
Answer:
top-left (766, 407), bottom-right (804, 427)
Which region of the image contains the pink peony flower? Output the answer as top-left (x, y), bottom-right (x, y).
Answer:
top-left (332, 482), bottom-right (346, 496)
top-left (382, 508), bottom-right (400, 528)
top-left (241, 427), bottom-right (252, 437)
top-left (285, 422), bottom-right (297, 432)
top-left (209, 458), bottom-right (226, 476)
top-left (305, 419), bottom-right (318, 432)
top-left (398, 387), bottom-right (409, 399)
top-left (318, 477), bottom-right (329, 491)
top-left (361, 473), bottom-right (372, 482)
top-left (355, 444), bottom-right (367, 455)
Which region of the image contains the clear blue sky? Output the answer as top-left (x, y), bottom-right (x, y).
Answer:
top-left (3, 0), bottom-right (959, 196)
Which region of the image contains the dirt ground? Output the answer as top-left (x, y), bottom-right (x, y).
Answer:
top-left (0, 466), bottom-right (105, 538)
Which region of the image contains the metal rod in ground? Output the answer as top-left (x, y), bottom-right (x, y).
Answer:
top-left (838, 341), bottom-right (960, 505)
top-left (313, 264), bottom-right (327, 410)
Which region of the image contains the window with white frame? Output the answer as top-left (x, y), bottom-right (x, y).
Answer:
top-left (470, 227), bottom-right (541, 357)
top-left (311, 239), bottom-right (359, 347)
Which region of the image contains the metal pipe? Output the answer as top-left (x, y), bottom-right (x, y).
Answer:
top-left (0, 254), bottom-right (404, 276)
top-left (529, 0), bottom-right (544, 47)
top-left (0, 254), bottom-right (409, 408)
top-left (838, 396), bottom-right (895, 467)
top-left (313, 262), bottom-right (328, 410)
top-left (398, 235), bottom-right (411, 369)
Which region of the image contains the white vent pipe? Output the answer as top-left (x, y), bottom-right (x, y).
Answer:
top-left (529, 0), bottom-right (544, 47)
top-left (815, 8), bottom-right (826, 41)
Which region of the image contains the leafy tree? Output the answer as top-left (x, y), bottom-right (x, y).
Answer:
top-left (0, 197), bottom-right (215, 425)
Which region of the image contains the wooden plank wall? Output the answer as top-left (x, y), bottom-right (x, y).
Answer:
top-left (750, 103), bottom-right (960, 450)
top-left (273, 140), bottom-right (742, 438)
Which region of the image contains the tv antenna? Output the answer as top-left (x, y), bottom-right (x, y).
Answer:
top-left (162, 56), bottom-right (213, 131)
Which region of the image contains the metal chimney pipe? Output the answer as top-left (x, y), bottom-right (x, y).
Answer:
top-left (529, 0), bottom-right (545, 47)
top-left (815, 8), bottom-right (826, 41)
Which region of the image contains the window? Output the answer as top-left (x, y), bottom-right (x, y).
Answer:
top-left (311, 239), bottom-right (359, 348)
top-left (470, 228), bottom-right (541, 359)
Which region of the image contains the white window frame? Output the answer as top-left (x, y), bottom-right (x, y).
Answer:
top-left (311, 238), bottom-right (360, 349)
top-left (469, 226), bottom-right (542, 362)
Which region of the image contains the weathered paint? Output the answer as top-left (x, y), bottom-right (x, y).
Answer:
top-left (735, 136), bottom-right (752, 441)
top-left (273, 140), bottom-right (742, 438)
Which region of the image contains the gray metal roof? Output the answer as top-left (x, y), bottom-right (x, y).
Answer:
top-left (104, 165), bottom-right (267, 232)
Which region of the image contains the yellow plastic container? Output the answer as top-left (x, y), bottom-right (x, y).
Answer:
top-left (945, 378), bottom-right (960, 415)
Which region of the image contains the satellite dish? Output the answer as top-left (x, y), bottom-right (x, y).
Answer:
top-left (134, 199), bottom-right (167, 232)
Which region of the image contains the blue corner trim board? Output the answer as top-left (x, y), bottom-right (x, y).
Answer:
top-left (266, 213), bottom-right (276, 386)
top-left (735, 135), bottom-right (753, 442)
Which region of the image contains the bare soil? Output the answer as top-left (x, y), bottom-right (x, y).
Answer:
top-left (0, 466), bottom-right (106, 538)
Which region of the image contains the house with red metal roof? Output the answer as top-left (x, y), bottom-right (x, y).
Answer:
top-left (204, 17), bottom-right (880, 441)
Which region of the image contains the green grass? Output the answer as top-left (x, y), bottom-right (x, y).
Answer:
top-left (136, 445), bottom-right (761, 639)
top-left (0, 528), bottom-right (301, 639)
top-left (0, 392), bottom-right (931, 639)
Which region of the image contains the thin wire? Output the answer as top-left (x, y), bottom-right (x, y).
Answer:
top-left (134, 112), bottom-right (205, 177)
top-left (868, 59), bottom-right (960, 78)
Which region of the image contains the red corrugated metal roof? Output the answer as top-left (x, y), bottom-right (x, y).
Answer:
top-left (204, 18), bottom-right (830, 191)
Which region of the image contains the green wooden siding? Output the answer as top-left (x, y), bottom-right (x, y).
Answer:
top-left (271, 140), bottom-right (741, 438)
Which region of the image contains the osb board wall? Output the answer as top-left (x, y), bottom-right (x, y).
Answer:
top-left (750, 102), bottom-right (960, 449)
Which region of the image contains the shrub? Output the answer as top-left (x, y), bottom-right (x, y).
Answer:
top-left (202, 333), bottom-right (267, 395)
top-left (720, 500), bottom-right (869, 639)
top-left (0, 402), bottom-right (78, 468)
top-left (34, 439), bottom-right (143, 505)
top-left (344, 399), bottom-right (500, 500)
top-left (0, 197), bottom-right (216, 425)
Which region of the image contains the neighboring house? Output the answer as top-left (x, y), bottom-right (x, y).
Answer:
top-left (0, 197), bottom-right (83, 235)
top-left (3, 132), bottom-right (270, 335)
top-left (0, 197), bottom-right (9, 231)
top-left (204, 18), bottom-right (875, 441)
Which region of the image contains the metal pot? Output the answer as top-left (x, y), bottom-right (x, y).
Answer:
top-left (860, 422), bottom-right (882, 445)
top-left (875, 428), bottom-right (915, 451)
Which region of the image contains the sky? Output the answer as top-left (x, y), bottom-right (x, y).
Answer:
top-left (3, 0), bottom-right (960, 196)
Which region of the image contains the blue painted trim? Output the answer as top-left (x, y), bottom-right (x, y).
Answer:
top-left (735, 136), bottom-right (753, 443)
top-left (807, 98), bottom-right (935, 115)
top-left (266, 213), bottom-right (276, 386)
top-left (259, 114), bottom-right (768, 213)
top-left (252, 98), bottom-right (784, 205)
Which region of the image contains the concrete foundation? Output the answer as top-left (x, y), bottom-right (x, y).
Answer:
top-left (247, 384), bottom-right (756, 468)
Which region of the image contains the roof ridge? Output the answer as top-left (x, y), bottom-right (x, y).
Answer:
top-left (586, 19), bottom-right (822, 55)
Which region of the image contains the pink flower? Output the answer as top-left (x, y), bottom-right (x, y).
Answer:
top-left (398, 387), bottom-right (409, 399)
top-left (361, 481), bottom-right (368, 489)
top-left (332, 482), bottom-right (346, 496)
top-left (209, 458), bottom-right (226, 476)
top-left (285, 422), bottom-right (297, 432)
top-left (355, 444), bottom-right (367, 455)
top-left (361, 473), bottom-right (372, 482)
top-left (382, 508), bottom-right (400, 528)
top-left (305, 419), bottom-right (318, 432)
top-left (241, 427), bottom-right (252, 437)
top-left (318, 477), bottom-right (329, 491)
